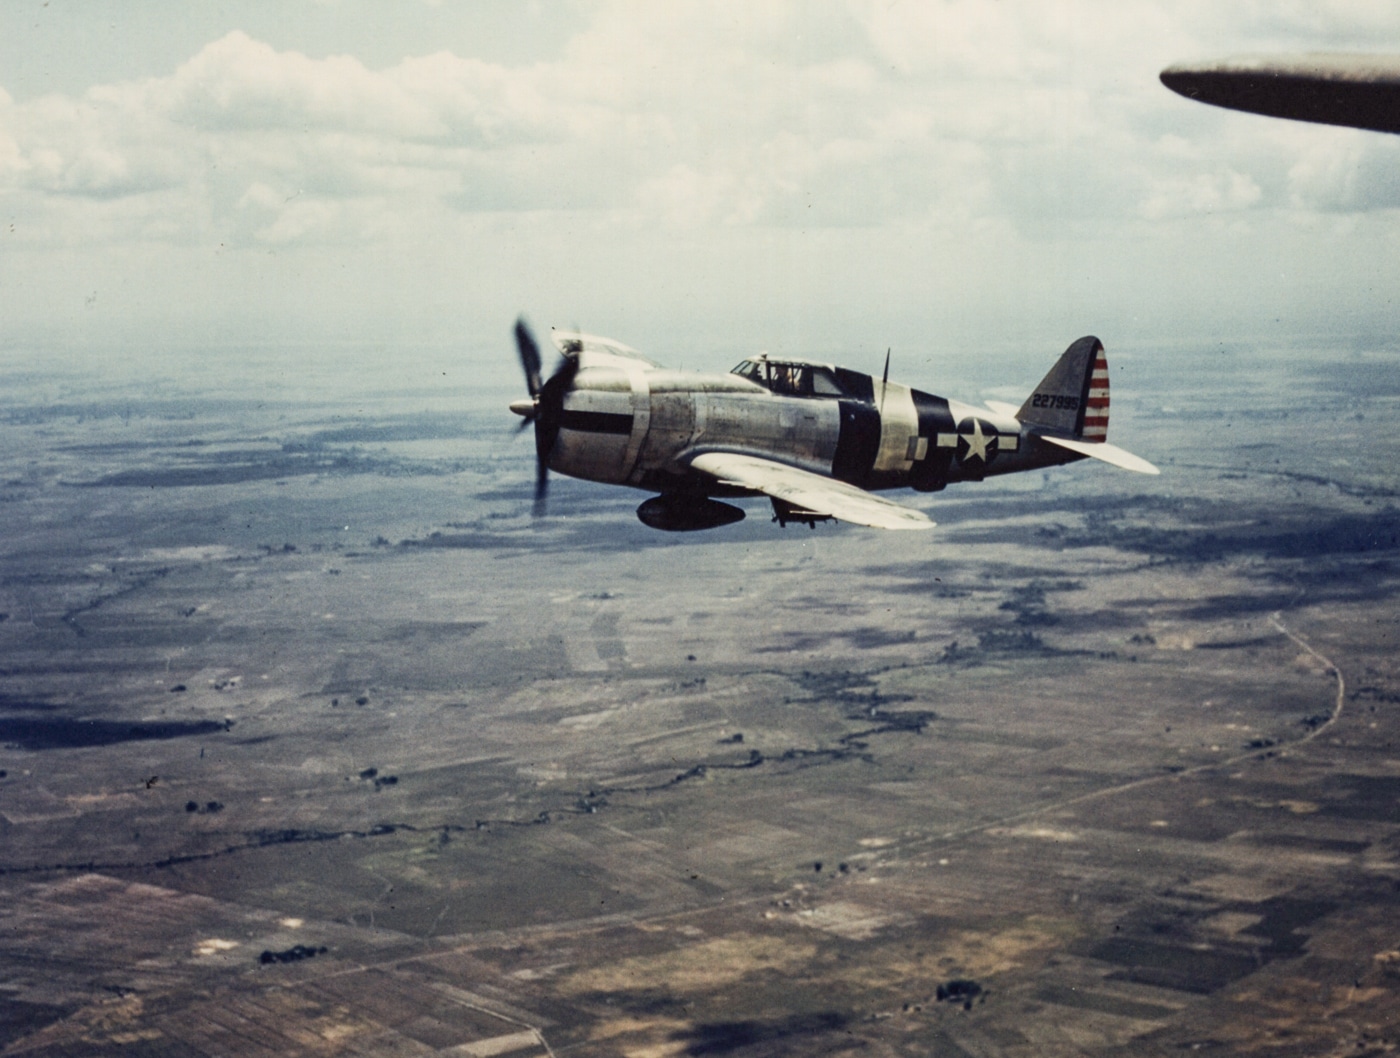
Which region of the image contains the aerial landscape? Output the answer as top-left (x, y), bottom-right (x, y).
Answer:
top-left (2, 3), bottom-right (1400, 1056)
top-left (1, 335), bottom-right (1397, 1056)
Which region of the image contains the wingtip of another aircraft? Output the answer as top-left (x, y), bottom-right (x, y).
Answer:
top-left (1160, 52), bottom-right (1400, 134)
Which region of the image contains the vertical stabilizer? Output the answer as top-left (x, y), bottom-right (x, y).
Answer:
top-left (1016, 336), bottom-right (1108, 439)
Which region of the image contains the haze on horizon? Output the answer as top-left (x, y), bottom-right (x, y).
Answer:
top-left (2, 1), bottom-right (1399, 394)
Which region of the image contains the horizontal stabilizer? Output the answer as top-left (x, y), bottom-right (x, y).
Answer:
top-left (1042, 435), bottom-right (1159, 475)
top-left (688, 452), bottom-right (935, 530)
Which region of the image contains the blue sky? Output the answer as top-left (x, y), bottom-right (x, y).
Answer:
top-left (2, 1), bottom-right (1398, 385)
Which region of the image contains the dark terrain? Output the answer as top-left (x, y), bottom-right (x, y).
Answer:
top-left (0, 338), bottom-right (1397, 1056)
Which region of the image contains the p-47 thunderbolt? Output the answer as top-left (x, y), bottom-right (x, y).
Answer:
top-left (510, 321), bottom-right (1158, 532)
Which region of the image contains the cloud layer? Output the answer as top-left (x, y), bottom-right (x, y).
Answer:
top-left (2, 1), bottom-right (1399, 357)
top-left (6, 4), bottom-right (1398, 247)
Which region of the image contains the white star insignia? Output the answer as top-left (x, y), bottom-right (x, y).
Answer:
top-left (963, 419), bottom-right (990, 461)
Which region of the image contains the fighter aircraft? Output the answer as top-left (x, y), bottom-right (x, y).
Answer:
top-left (509, 320), bottom-right (1158, 531)
top-left (1160, 53), bottom-right (1400, 134)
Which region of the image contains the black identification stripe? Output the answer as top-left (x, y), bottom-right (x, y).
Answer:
top-left (560, 409), bottom-right (634, 435)
top-left (831, 399), bottom-right (881, 485)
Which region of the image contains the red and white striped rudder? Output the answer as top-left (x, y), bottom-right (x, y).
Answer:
top-left (1081, 347), bottom-right (1109, 440)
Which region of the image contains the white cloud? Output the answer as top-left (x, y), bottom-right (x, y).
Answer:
top-left (1284, 127), bottom-right (1400, 211)
top-left (0, 28), bottom-right (592, 248)
top-left (1141, 169), bottom-right (1262, 219)
top-left (2, 6), bottom-right (1399, 253)
top-left (3, 1), bottom-right (1400, 351)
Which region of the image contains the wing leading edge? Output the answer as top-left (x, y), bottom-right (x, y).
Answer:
top-left (688, 452), bottom-right (935, 531)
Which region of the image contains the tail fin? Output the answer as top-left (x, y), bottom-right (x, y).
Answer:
top-left (1016, 336), bottom-right (1109, 440)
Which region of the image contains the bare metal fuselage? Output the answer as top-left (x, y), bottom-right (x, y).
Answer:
top-left (547, 358), bottom-right (1079, 499)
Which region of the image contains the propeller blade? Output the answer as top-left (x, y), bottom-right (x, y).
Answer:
top-left (515, 317), bottom-right (544, 398)
top-left (533, 455), bottom-right (549, 516)
top-left (534, 356), bottom-right (578, 462)
top-left (529, 345), bottom-right (581, 517)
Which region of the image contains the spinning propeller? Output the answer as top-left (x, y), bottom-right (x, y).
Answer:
top-left (511, 317), bottom-right (578, 513)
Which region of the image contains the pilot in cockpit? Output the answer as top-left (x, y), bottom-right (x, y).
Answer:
top-left (771, 363), bottom-right (805, 395)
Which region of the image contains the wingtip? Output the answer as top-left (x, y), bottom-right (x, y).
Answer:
top-left (869, 512), bottom-right (937, 531)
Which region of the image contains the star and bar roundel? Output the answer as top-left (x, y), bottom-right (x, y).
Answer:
top-left (955, 417), bottom-right (998, 466)
top-left (934, 416), bottom-right (1019, 467)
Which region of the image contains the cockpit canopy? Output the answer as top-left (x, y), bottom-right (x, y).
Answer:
top-left (730, 358), bottom-right (874, 401)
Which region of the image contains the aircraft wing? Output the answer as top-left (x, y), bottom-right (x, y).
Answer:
top-left (1160, 53), bottom-right (1400, 134)
top-left (688, 452), bottom-right (935, 531)
top-left (1041, 435), bottom-right (1160, 475)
